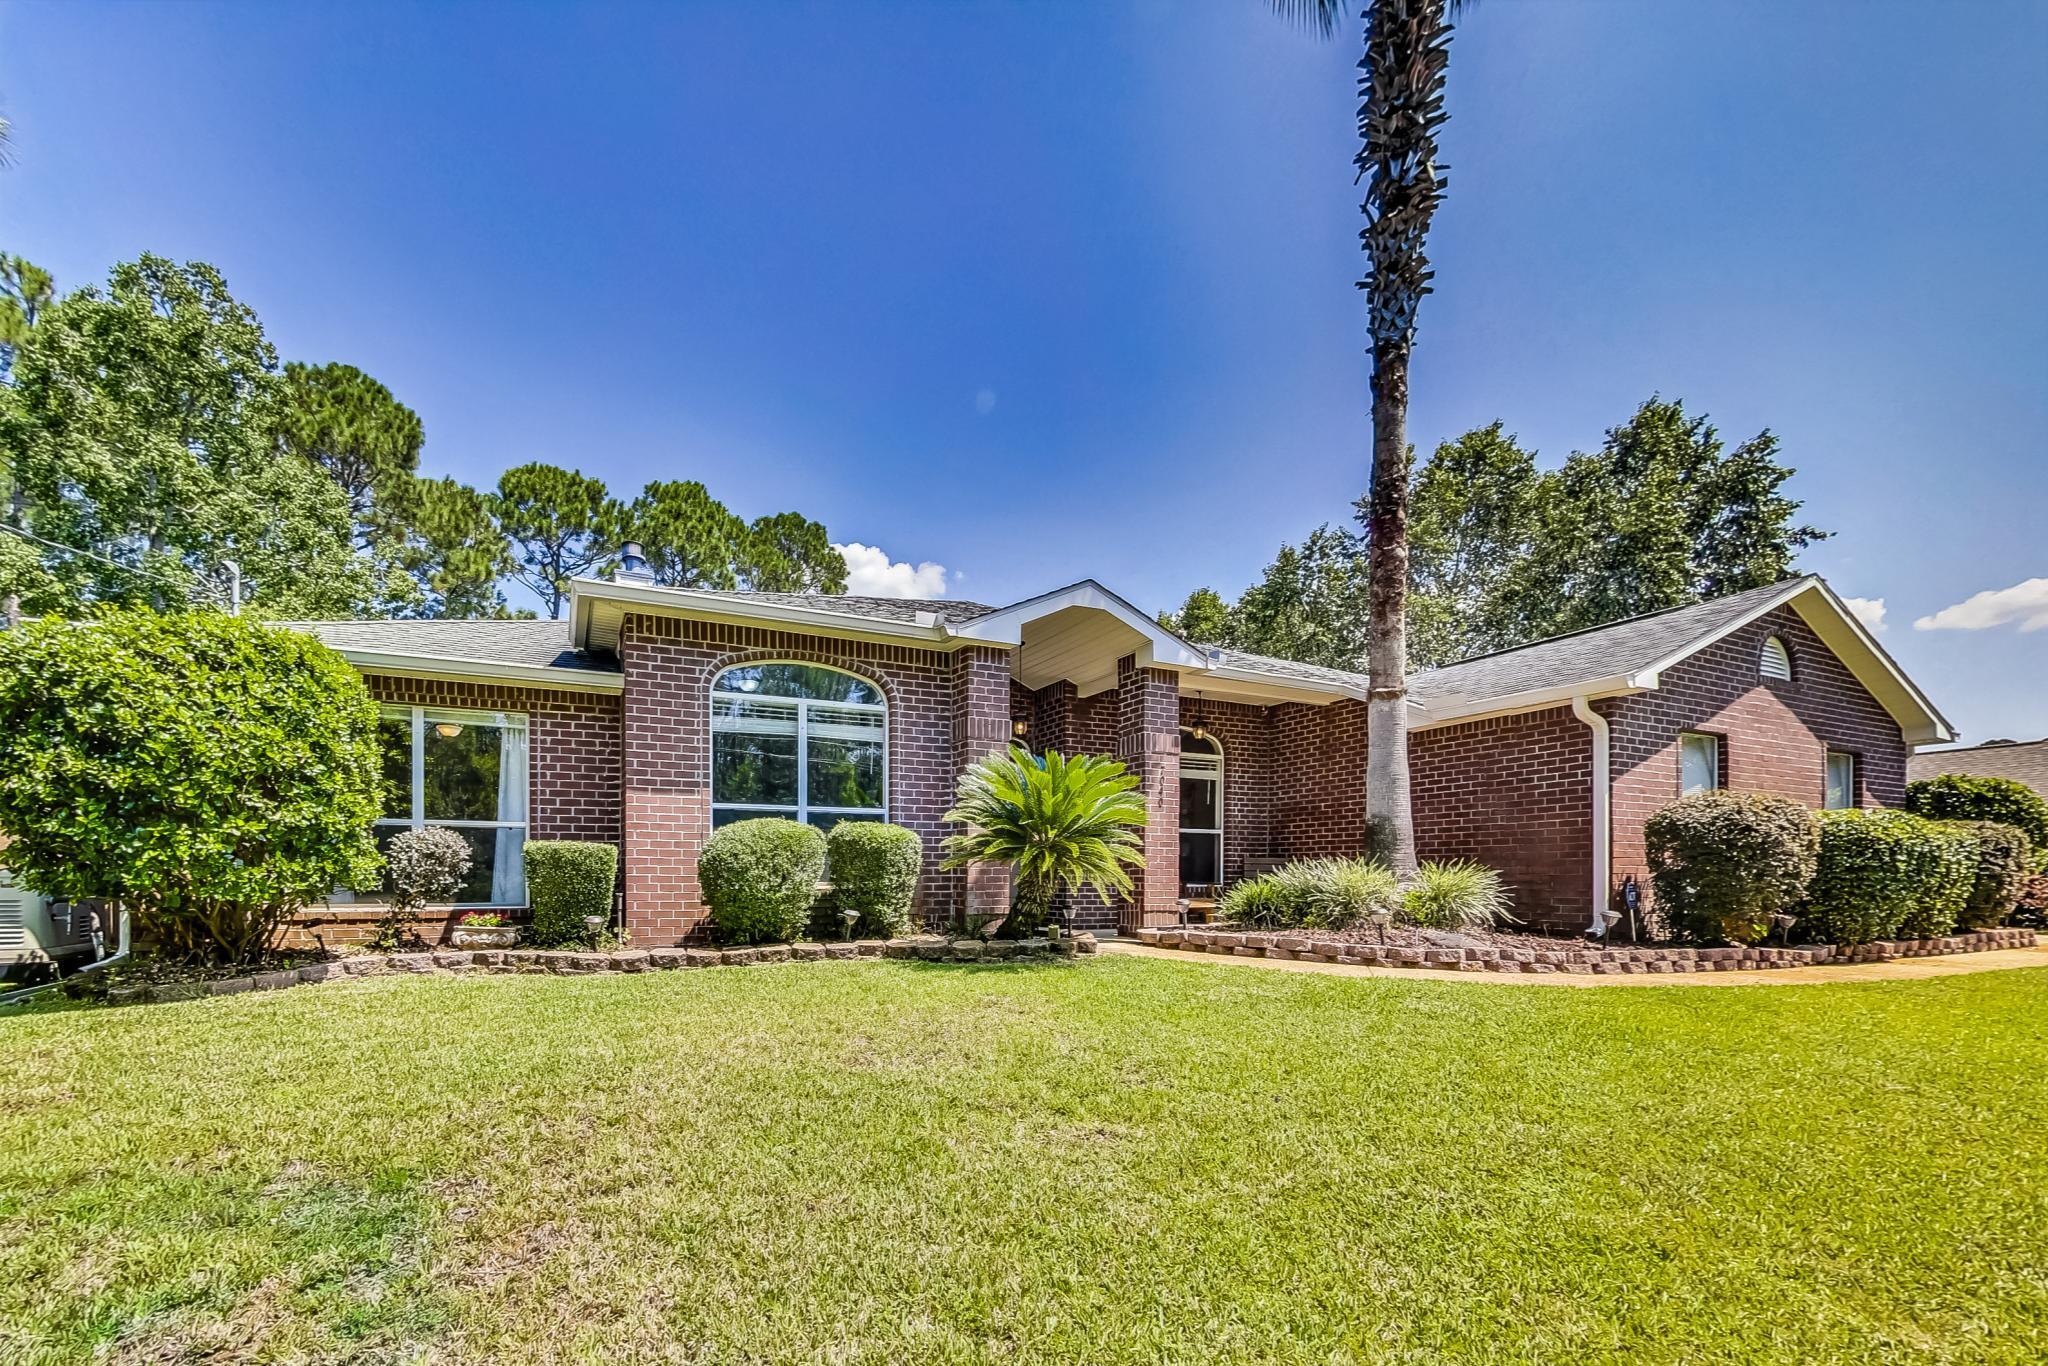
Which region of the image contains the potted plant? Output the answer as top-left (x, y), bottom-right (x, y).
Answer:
top-left (940, 746), bottom-right (1147, 938)
top-left (450, 910), bottom-right (519, 949)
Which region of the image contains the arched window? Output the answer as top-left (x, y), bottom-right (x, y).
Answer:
top-left (1760, 635), bottom-right (1793, 681)
top-left (1178, 728), bottom-right (1223, 891)
top-left (712, 663), bottom-right (886, 831)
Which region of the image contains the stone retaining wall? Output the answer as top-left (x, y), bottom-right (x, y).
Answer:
top-left (1135, 926), bottom-right (2038, 975)
top-left (106, 934), bottom-right (1100, 1006)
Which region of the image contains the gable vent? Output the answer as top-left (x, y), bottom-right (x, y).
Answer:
top-left (1760, 635), bottom-right (1793, 681)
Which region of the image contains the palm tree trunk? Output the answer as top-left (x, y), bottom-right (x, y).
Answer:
top-left (1366, 347), bottom-right (1416, 874)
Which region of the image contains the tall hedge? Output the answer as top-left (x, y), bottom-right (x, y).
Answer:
top-left (1953, 820), bottom-right (2033, 930)
top-left (524, 840), bottom-right (618, 946)
top-left (1804, 809), bottom-right (1973, 945)
top-left (700, 818), bottom-right (827, 945)
top-left (0, 611), bottom-right (383, 962)
top-left (825, 822), bottom-right (923, 938)
top-left (1644, 793), bottom-right (1819, 945)
top-left (1906, 774), bottom-right (2048, 850)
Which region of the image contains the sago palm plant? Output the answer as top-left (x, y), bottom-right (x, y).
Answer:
top-left (940, 746), bottom-right (1148, 936)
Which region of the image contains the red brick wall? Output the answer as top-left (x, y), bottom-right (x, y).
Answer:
top-left (619, 614), bottom-right (979, 944)
top-left (953, 646), bottom-right (1017, 927)
top-left (1268, 699), bottom-right (1369, 861)
top-left (1410, 705), bottom-right (1594, 929)
top-left (1179, 696), bottom-right (1273, 887)
top-left (1604, 604), bottom-right (1908, 908)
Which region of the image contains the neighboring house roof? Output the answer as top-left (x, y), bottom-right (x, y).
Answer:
top-left (1908, 738), bottom-right (2048, 795)
top-left (291, 572), bottom-right (1952, 742)
top-left (284, 619), bottom-right (623, 692)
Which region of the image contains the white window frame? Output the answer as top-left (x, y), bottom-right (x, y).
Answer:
top-left (375, 703), bottom-right (529, 907)
top-left (711, 662), bottom-right (888, 828)
top-left (1178, 728), bottom-right (1224, 891)
top-left (1825, 751), bottom-right (1857, 809)
top-left (1679, 731), bottom-right (1722, 797)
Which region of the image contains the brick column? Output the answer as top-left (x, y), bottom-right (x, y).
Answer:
top-left (620, 614), bottom-right (704, 945)
top-left (1116, 654), bottom-right (1181, 934)
top-left (952, 645), bottom-right (1016, 930)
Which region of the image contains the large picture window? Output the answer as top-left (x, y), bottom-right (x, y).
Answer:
top-left (712, 663), bottom-right (886, 832)
top-left (376, 705), bottom-right (529, 905)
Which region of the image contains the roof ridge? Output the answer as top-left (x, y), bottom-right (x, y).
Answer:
top-left (1414, 576), bottom-right (1812, 677)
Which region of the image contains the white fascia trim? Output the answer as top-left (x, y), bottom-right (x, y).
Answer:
top-left (1413, 676), bottom-right (1642, 731)
top-left (947, 579), bottom-right (1212, 669)
top-left (567, 577), bottom-right (948, 647)
top-left (1632, 577), bottom-right (1818, 681)
top-left (337, 648), bottom-right (624, 694)
top-left (1197, 664), bottom-right (1372, 703)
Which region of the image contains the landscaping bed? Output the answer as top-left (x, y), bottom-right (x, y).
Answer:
top-left (97, 933), bottom-right (1101, 1005)
top-left (1141, 924), bottom-right (2038, 974)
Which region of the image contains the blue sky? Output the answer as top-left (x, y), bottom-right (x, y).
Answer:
top-left (3, 1), bottom-right (2044, 742)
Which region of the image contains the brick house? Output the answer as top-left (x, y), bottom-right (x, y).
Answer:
top-left (295, 571), bottom-right (1953, 945)
top-left (1908, 737), bottom-right (2048, 800)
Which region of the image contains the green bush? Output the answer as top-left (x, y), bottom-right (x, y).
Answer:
top-left (1404, 860), bottom-right (1516, 931)
top-left (1644, 793), bottom-right (1820, 945)
top-left (1218, 876), bottom-right (1290, 928)
top-left (1953, 821), bottom-right (2033, 930)
top-left (825, 822), bottom-right (923, 938)
top-left (1220, 858), bottom-right (1400, 931)
top-left (1803, 809), bottom-right (1973, 946)
top-left (700, 818), bottom-right (827, 945)
top-left (0, 611), bottom-right (383, 963)
top-left (524, 840), bottom-right (619, 947)
top-left (374, 826), bottom-right (473, 950)
top-left (1906, 774), bottom-right (2048, 850)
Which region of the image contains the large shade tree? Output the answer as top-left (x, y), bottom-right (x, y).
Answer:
top-left (492, 461), bottom-right (622, 617)
top-left (1274, 0), bottom-right (1464, 872)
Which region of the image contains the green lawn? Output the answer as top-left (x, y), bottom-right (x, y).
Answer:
top-left (3, 958), bottom-right (2045, 1364)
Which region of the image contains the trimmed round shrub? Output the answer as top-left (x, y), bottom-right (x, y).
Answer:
top-left (1644, 793), bottom-right (1819, 945)
top-left (0, 610), bottom-right (382, 963)
top-left (525, 840), bottom-right (619, 946)
top-left (1803, 809), bottom-right (1972, 946)
top-left (825, 821), bottom-right (923, 938)
top-left (374, 826), bottom-right (473, 950)
top-left (700, 818), bottom-right (827, 945)
top-left (1898, 821), bottom-right (1978, 938)
top-left (1906, 774), bottom-right (2048, 850)
top-left (1404, 860), bottom-right (1516, 931)
top-left (1953, 821), bottom-right (2033, 930)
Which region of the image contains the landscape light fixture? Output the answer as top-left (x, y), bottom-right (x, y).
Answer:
top-left (1370, 908), bottom-right (1393, 945)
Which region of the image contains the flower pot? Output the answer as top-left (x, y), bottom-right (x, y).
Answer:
top-left (449, 923), bottom-right (519, 949)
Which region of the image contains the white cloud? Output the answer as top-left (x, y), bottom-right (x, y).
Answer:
top-left (1914, 578), bottom-right (2048, 633)
top-left (834, 542), bottom-right (949, 599)
top-left (973, 387), bottom-right (997, 415)
top-left (1841, 596), bottom-right (1888, 634)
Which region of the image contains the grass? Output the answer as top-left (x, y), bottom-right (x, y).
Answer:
top-left (3, 957), bottom-right (2046, 1363)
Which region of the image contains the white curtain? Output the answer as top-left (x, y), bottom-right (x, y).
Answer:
top-left (492, 718), bottom-right (529, 905)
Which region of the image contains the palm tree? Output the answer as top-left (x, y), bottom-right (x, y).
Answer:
top-left (1272, 0), bottom-right (1462, 875)
top-left (940, 746), bottom-right (1148, 935)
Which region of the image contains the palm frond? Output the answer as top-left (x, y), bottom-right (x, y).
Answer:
top-left (941, 746), bottom-right (1149, 905)
top-left (1268, 0), bottom-right (1344, 39)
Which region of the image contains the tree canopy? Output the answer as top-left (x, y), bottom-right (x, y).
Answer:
top-left (0, 250), bottom-right (859, 622)
top-left (1164, 398), bottom-right (1827, 672)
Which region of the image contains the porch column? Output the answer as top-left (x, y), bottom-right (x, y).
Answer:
top-left (951, 645), bottom-right (1015, 929)
top-left (1116, 653), bottom-right (1181, 933)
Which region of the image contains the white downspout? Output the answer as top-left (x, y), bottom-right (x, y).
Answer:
top-left (1570, 696), bottom-right (1613, 936)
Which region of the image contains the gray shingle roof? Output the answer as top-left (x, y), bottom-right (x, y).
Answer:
top-left (1207, 647), bottom-right (1374, 695)
top-left (1908, 738), bottom-right (2048, 797)
top-left (282, 620), bottom-right (619, 674)
top-left (1405, 578), bottom-right (1810, 711)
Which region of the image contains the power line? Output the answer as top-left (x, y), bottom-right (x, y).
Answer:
top-left (0, 521), bottom-right (234, 604)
